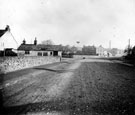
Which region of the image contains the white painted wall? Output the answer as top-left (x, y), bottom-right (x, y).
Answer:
top-left (96, 47), bottom-right (104, 56)
top-left (30, 51), bottom-right (38, 56)
top-left (30, 51), bottom-right (51, 56)
top-left (18, 50), bottom-right (62, 57)
top-left (0, 31), bottom-right (18, 50)
top-left (58, 51), bottom-right (62, 56)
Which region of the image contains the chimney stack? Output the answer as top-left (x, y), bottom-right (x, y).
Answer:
top-left (34, 37), bottom-right (37, 45)
top-left (22, 39), bottom-right (26, 45)
top-left (5, 25), bottom-right (10, 32)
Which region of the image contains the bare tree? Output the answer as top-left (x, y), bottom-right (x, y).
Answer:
top-left (41, 39), bottom-right (54, 45)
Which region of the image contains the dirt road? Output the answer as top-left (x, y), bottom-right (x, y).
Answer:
top-left (1, 58), bottom-right (135, 115)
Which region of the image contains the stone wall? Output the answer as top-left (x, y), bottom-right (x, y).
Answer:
top-left (73, 55), bottom-right (99, 59)
top-left (0, 56), bottom-right (60, 74)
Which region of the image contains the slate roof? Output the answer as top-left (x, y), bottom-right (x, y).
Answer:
top-left (0, 30), bottom-right (6, 37)
top-left (0, 26), bottom-right (10, 37)
top-left (18, 44), bottom-right (62, 51)
top-left (17, 44), bottom-right (37, 51)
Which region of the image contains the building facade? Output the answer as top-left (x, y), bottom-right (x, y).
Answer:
top-left (96, 45), bottom-right (104, 56)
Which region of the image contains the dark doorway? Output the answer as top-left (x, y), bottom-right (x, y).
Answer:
top-left (53, 51), bottom-right (58, 56)
top-left (0, 49), bottom-right (17, 57)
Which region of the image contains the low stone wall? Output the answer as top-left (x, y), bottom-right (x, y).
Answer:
top-left (0, 56), bottom-right (60, 73)
top-left (73, 55), bottom-right (99, 59)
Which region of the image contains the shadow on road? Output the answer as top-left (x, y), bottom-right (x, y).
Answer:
top-left (33, 67), bottom-right (74, 73)
top-left (1, 61), bottom-right (135, 114)
top-left (1, 95), bottom-right (135, 115)
top-left (0, 73), bottom-right (4, 114)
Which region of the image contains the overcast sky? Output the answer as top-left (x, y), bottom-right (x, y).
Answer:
top-left (0, 0), bottom-right (135, 49)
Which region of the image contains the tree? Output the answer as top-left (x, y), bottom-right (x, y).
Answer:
top-left (82, 45), bottom-right (96, 55)
top-left (132, 46), bottom-right (135, 56)
top-left (41, 39), bottom-right (54, 45)
top-left (70, 46), bottom-right (78, 53)
top-left (62, 45), bottom-right (71, 53)
top-left (124, 46), bottom-right (132, 55)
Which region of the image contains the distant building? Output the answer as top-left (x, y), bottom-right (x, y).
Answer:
top-left (96, 45), bottom-right (104, 56)
top-left (96, 45), bottom-right (124, 57)
top-left (17, 38), bottom-right (62, 57)
top-left (109, 48), bottom-right (118, 56)
top-left (108, 48), bottom-right (124, 57)
top-left (115, 49), bottom-right (124, 56)
top-left (90, 46), bottom-right (97, 55)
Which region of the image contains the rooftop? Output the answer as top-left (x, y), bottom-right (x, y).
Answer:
top-left (18, 44), bottom-right (63, 51)
top-left (0, 25), bottom-right (10, 37)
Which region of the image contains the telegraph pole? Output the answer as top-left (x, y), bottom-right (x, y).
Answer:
top-left (128, 38), bottom-right (131, 54)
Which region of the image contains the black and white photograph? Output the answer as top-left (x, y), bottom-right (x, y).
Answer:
top-left (0, 0), bottom-right (135, 114)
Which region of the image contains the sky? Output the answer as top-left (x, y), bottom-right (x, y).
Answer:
top-left (0, 0), bottom-right (135, 49)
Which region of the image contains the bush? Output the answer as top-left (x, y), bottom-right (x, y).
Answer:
top-left (124, 46), bottom-right (135, 65)
top-left (62, 53), bottom-right (73, 58)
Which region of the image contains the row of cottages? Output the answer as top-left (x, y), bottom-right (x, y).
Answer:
top-left (17, 39), bottom-right (62, 57)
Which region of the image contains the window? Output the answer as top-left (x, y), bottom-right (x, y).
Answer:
top-left (50, 52), bottom-right (52, 55)
top-left (43, 52), bottom-right (48, 56)
top-left (25, 51), bottom-right (30, 54)
top-left (53, 51), bottom-right (58, 56)
top-left (38, 52), bottom-right (42, 56)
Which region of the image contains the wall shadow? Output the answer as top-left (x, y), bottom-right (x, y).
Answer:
top-left (0, 73), bottom-right (4, 114)
top-left (33, 67), bottom-right (74, 73)
top-left (2, 95), bottom-right (135, 115)
top-left (1, 60), bottom-right (135, 114)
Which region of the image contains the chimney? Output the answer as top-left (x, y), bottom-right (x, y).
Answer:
top-left (22, 39), bottom-right (26, 45)
top-left (34, 37), bottom-right (37, 45)
top-left (5, 25), bottom-right (10, 32)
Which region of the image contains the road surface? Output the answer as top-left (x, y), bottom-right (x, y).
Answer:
top-left (0, 58), bottom-right (135, 115)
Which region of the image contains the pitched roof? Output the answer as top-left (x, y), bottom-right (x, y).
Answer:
top-left (0, 30), bottom-right (6, 37)
top-left (17, 44), bottom-right (38, 51)
top-left (18, 44), bottom-right (62, 51)
top-left (0, 25), bottom-right (10, 37)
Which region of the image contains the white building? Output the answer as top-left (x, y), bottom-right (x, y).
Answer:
top-left (0, 25), bottom-right (18, 51)
top-left (96, 45), bottom-right (105, 56)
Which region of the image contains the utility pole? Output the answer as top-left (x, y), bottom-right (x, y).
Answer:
top-left (128, 38), bottom-right (131, 54)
